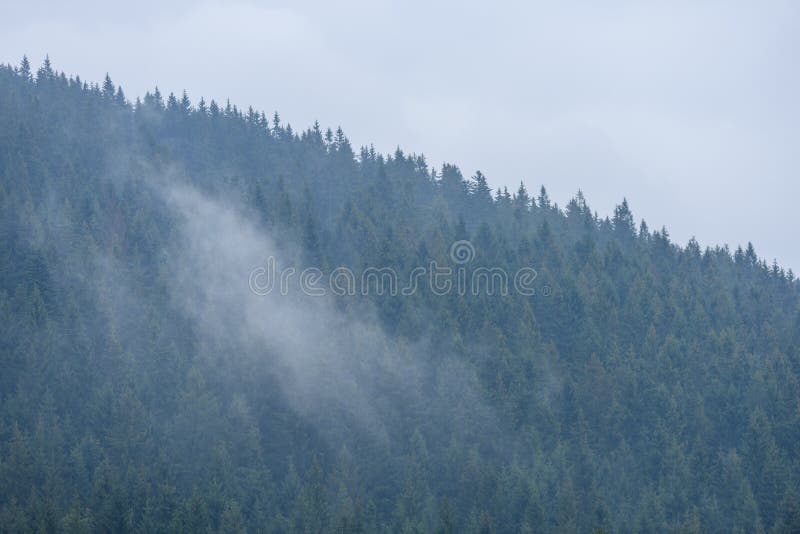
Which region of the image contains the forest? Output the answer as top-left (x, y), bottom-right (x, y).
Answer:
top-left (0, 57), bottom-right (799, 533)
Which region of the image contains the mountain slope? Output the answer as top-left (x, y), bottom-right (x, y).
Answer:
top-left (1, 58), bottom-right (799, 533)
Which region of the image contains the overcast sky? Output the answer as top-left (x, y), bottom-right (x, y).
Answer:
top-left (2, 0), bottom-right (798, 270)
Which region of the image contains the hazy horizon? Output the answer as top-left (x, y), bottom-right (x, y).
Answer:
top-left (2, 5), bottom-right (800, 530)
top-left (3, 0), bottom-right (798, 270)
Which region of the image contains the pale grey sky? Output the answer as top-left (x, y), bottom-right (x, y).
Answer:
top-left (2, 0), bottom-right (798, 270)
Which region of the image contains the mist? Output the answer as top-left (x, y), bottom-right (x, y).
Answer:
top-left (3, 0), bottom-right (798, 270)
top-left (2, 25), bottom-right (798, 532)
top-left (162, 179), bottom-right (506, 456)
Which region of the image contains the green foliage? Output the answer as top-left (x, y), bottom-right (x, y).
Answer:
top-left (0, 58), bottom-right (799, 532)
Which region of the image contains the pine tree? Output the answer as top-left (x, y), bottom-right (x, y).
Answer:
top-left (19, 55), bottom-right (31, 81)
top-left (180, 90), bottom-right (191, 114)
top-left (469, 171), bottom-right (492, 203)
top-left (613, 198), bottom-right (635, 236)
top-left (102, 74), bottom-right (115, 98)
top-left (513, 181), bottom-right (530, 215)
top-left (36, 55), bottom-right (54, 82)
top-left (538, 185), bottom-right (551, 210)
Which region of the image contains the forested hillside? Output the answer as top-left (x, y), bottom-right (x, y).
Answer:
top-left (1, 57), bottom-right (799, 533)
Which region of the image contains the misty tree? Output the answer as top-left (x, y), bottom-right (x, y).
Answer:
top-left (0, 57), bottom-right (798, 533)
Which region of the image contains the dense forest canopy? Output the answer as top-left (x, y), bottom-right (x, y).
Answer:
top-left (1, 57), bottom-right (799, 533)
